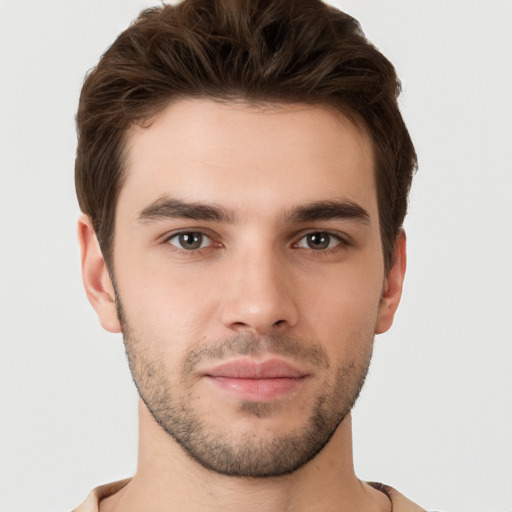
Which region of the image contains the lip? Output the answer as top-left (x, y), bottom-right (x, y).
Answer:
top-left (205, 359), bottom-right (307, 379)
top-left (203, 358), bottom-right (309, 401)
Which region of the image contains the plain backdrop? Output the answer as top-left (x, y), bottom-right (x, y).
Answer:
top-left (1, 1), bottom-right (511, 511)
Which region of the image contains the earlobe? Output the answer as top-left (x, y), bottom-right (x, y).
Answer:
top-left (375, 229), bottom-right (407, 335)
top-left (78, 214), bottom-right (121, 333)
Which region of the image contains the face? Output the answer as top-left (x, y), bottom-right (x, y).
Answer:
top-left (81, 99), bottom-right (406, 477)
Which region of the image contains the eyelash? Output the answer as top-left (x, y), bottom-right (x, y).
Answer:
top-left (163, 230), bottom-right (350, 256)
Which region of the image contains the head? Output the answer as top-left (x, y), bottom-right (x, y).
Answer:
top-left (76, 0), bottom-right (415, 478)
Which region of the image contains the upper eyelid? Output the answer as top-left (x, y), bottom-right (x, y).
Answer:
top-left (166, 230), bottom-right (212, 241)
top-left (292, 229), bottom-right (350, 244)
top-left (162, 228), bottom-right (217, 243)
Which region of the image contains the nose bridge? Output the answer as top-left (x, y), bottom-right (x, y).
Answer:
top-left (221, 240), bottom-right (299, 333)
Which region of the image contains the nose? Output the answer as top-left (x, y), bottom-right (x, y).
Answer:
top-left (221, 248), bottom-right (299, 335)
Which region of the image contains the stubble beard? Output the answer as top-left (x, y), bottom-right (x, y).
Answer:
top-left (116, 296), bottom-right (374, 478)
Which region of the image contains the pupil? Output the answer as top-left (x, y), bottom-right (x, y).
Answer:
top-left (180, 232), bottom-right (202, 250)
top-left (308, 233), bottom-right (329, 250)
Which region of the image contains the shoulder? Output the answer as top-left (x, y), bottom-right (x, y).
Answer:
top-left (368, 481), bottom-right (429, 512)
top-left (73, 479), bottom-right (131, 512)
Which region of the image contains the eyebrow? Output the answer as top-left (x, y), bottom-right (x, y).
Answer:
top-left (138, 197), bottom-right (237, 223)
top-left (286, 200), bottom-right (371, 225)
top-left (137, 197), bottom-right (370, 225)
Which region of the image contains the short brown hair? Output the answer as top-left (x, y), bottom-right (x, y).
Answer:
top-left (75, 0), bottom-right (417, 273)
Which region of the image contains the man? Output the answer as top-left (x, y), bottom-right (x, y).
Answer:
top-left (74, 0), bottom-right (428, 510)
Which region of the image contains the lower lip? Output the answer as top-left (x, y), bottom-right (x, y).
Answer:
top-left (206, 376), bottom-right (306, 401)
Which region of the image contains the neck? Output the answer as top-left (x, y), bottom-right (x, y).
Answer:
top-left (100, 399), bottom-right (390, 512)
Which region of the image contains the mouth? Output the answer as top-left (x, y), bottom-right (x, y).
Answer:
top-left (203, 358), bottom-right (309, 401)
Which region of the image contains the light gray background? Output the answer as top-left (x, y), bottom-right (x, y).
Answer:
top-left (1, 1), bottom-right (511, 511)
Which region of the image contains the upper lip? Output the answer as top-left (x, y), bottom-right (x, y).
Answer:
top-left (204, 358), bottom-right (308, 379)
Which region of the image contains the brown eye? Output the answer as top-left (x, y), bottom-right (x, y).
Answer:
top-left (297, 232), bottom-right (341, 251)
top-left (168, 232), bottom-right (211, 251)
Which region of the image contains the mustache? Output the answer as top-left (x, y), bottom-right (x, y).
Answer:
top-left (183, 333), bottom-right (330, 373)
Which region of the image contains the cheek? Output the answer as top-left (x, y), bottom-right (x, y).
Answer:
top-left (115, 260), bottom-right (222, 343)
top-left (299, 260), bottom-right (383, 349)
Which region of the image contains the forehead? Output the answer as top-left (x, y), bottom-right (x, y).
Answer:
top-left (119, 99), bottom-right (377, 220)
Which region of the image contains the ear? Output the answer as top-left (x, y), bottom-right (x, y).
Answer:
top-left (78, 214), bottom-right (121, 333)
top-left (375, 229), bottom-right (407, 335)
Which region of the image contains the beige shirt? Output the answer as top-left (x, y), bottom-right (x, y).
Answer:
top-left (73, 478), bottom-right (427, 512)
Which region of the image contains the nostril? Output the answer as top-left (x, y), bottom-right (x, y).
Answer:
top-left (273, 319), bottom-right (286, 327)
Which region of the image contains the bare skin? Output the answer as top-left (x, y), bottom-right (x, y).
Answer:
top-left (79, 99), bottom-right (406, 512)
